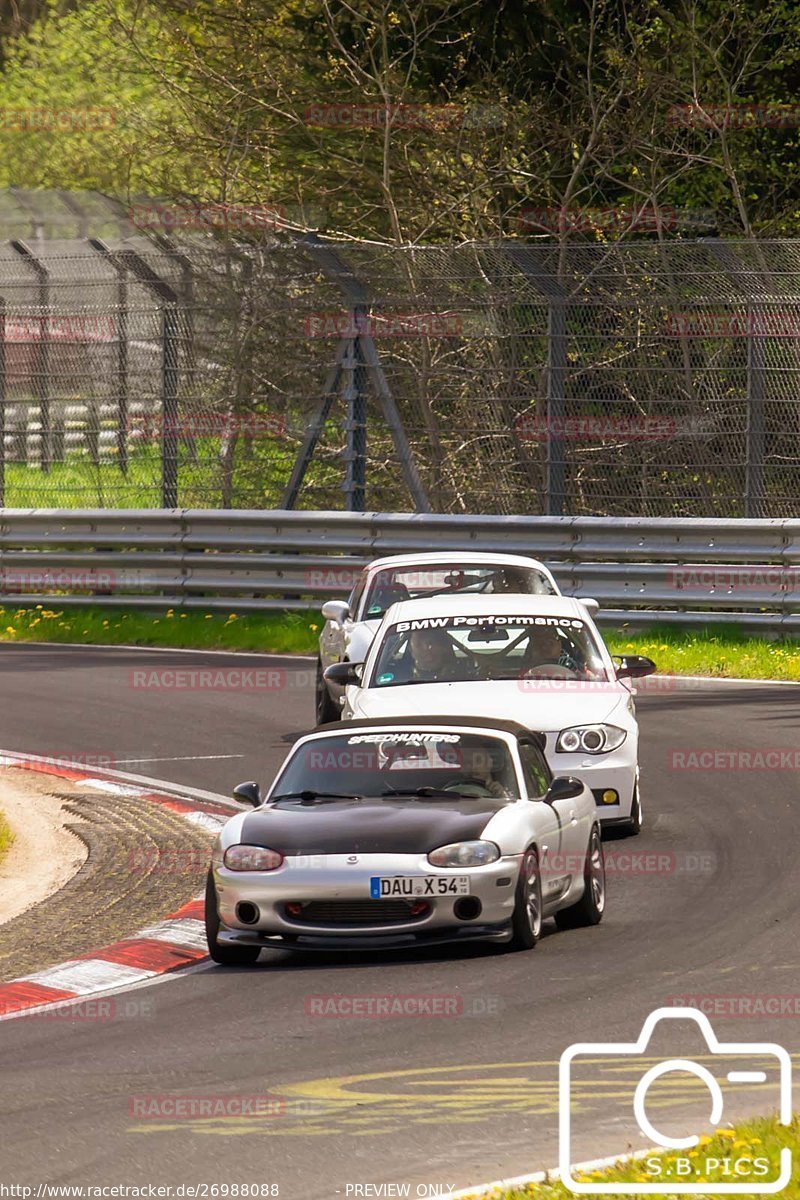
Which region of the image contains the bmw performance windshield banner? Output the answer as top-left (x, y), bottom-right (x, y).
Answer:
top-left (393, 614), bottom-right (586, 631)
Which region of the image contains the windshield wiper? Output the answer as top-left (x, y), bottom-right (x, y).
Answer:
top-left (380, 787), bottom-right (479, 800)
top-left (271, 790), bottom-right (363, 802)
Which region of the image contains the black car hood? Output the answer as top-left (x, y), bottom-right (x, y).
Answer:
top-left (239, 797), bottom-right (507, 855)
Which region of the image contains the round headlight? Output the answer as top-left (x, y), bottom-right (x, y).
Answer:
top-left (559, 729), bottom-right (582, 753)
top-left (581, 727), bottom-right (605, 752)
top-left (428, 840), bottom-right (500, 868)
top-left (223, 844), bottom-right (284, 871)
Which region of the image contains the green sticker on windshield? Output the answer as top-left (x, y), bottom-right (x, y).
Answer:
top-left (377, 672), bottom-right (394, 684)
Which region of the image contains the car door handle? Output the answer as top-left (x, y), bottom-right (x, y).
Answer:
top-left (569, 810), bottom-right (577, 823)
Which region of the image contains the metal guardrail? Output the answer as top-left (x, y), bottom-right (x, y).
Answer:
top-left (0, 510), bottom-right (797, 632)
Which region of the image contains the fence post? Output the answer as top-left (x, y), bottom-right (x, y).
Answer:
top-left (547, 297), bottom-right (567, 517)
top-left (0, 297), bottom-right (5, 505)
top-left (343, 306), bottom-right (368, 511)
top-left (91, 242), bottom-right (180, 507)
top-left (117, 267), bottom-right (129, 474)
top-left (11, 241), bottom-right (50, 474)
top-left (506, 247), bottom-right (569, 516)
top-left (162, 303), bottom-right (179, 508)
top-left (745, 305), bottom-right (766, 519)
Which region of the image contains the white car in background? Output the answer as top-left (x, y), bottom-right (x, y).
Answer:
top-left (315, 551), bottom-right (598, 723)
top-left (324, 594), bottom-right (655, 835)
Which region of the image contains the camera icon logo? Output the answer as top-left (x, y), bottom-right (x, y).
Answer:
top-left (559, 1007), bottom-right (792, 1194)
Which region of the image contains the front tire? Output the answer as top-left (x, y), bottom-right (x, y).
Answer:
top-left (555, 825), bottom-right (606, 930)
top-left (205, 871), bottom-right (261, 966)
top-left (509, 846), bottom-right (543, 950)
top-left (315, 657), bottom-right (340, 725)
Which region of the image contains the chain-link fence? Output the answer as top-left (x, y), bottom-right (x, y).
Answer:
top-left (0, 206), bottom-right (798, 516)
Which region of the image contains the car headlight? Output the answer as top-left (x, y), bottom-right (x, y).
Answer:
top-left (223, 844), bottom-right (284, 871)
top-left (428, 840), bottom-right (500, 868)
top-left (556, 725), bottom-right (627, 754)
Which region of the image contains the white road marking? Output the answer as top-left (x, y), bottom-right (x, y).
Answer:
top-left (183, 811), bottom-right (226, 831)
top-left (20, 959), bottom-right (156, 995)
top-left (77, 779), bottom-right (146, 796)
top-left (113, 755), bottom-right (245, 764)
top-left (137, 918), bottom-right (208, 950)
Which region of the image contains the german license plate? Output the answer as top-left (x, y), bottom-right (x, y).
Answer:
top-left (370, 875), bottom-right (470, 898)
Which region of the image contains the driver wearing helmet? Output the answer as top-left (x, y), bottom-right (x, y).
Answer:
top-left (525, 625), bottom-right (582, 674)
top-left (458, 743), bottom-right (514, 798)
top-left (407, 627), bottom-right (466, 681)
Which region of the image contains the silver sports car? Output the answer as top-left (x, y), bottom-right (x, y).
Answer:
top-left (205, 717), bottom-right (606, 963)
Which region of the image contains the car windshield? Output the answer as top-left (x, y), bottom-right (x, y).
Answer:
top-left (361, 563), bottom-right (555, 619)
top-left (271, 732), bottom-right (520, 800)
top-left (369, 614), bottom-right (610, 686)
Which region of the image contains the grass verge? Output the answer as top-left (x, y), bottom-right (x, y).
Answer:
top-left (604, 624), bottom-right (800, 682)
top-left (485, 1113), bottom-right (797, 1199)
top-left (0, 606), bottom-right (798, 681)
top-left (0, 810), bottom-right (15, 867)
top-left (0, 605), bottom-right (320, 655)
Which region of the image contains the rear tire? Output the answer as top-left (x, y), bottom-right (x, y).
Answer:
top-left (315, 657), bottom-right (340, 725)
top-left (509, 846), bottom-right (542, 950)
top-left (555, 825), bottom-right (606, 930)
top-left (205, 871), bottom-right (261, 966)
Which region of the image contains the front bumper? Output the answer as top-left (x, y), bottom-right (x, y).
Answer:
top-left (543, 736), bottom-right (637, 822)
top-left (213, 852), bottom-right (520, 947)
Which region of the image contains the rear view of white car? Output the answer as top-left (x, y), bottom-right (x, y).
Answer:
top-left (324, 594), bottom-right (655, 835)
top-left (316, 551), bottom-right (598, 723)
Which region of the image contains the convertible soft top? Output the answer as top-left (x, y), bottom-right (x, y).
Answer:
top-left (313, 714), bottom-right (546, 751)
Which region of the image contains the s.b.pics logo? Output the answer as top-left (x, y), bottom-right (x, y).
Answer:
top-left (559, 1008), bottom-right (791, 1194)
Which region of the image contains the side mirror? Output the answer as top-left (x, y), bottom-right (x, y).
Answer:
top-left (323, 661), bottom-right (363, 687)
top-left (322, 599), bottom-right (351, 624)
top-left (615, 654), bottom-right (656, 680)
top-left (577, 596), bottom-right (600, 617)
top-left (233, 780), bottom-right (262, 807)
top-left (545, 776), bottom-right (585, 802)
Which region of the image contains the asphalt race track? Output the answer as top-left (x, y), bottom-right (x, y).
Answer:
top-left (1, 644), bottom-right (798, 1198)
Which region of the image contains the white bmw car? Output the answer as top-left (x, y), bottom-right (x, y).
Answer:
top-left (205, 717), bottom-right (605, 961)
top-left (316, 551), bottom-right (598, 723)
top-left (324, 594), bottom-right (655, 835)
